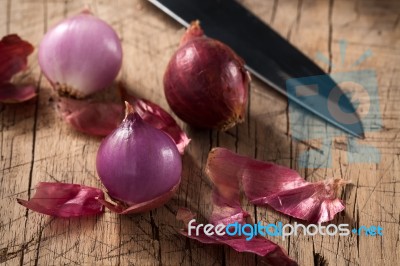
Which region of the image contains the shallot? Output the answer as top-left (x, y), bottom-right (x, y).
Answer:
top-left (164, 21), bottom-right (249, 130)
top-left (39, 11), bottom-right (122, 98)
top-left (96, 103), bottom-right (182, 214)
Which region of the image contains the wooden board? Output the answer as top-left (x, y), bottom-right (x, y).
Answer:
top-left (1, 0), bottom-right (399, 265)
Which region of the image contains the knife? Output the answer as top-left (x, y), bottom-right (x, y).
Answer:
top-left (149, 0), bottom-right (365, 138)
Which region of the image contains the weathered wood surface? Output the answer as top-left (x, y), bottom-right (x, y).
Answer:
top-left (1, 0), bottom-right (399, 265)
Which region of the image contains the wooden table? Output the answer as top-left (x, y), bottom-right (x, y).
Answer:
top-left (1, 0), bottom-right (399, 265)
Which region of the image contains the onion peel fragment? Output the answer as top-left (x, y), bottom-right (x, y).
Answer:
top-left (0, 34), bottom-right (36, 103)
top-left (175, 148), bottom-right (296, 265)
top-left (206, 148), bottom-right (350, 223)
top-left (57, 84), bottom-right (190, 155)
top-left (177, 208), bottom-right (296, 265)
top-left (98, 182), bottom-right (180, 214)
top-left (0, 83), bottom-right (36, 103)
top-left (0, 34), bottom-right (34, 83)
top-left (120, 85), bottom-right (190, 154)
top-left (17, 182), bottom-right (105, 218)
top-left (176, 209), bottom-right (296, 265)
top-left (58, 97), bottom-right (123, 136)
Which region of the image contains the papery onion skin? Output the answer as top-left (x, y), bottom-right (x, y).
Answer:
top-left (206, 148), bottom-right (349, 223)
top-left (0, 84), bottom-right (36, 103)
top-left (97, 183), bottom-right (180, 214)
top-left (96, 106), bottom-right (182, 207)
top-left (38, 11), bottom-right (122, 98)
top-left (177, 208), bottom-right (297, 265)
top-left (17, 182), bottom-right (105, 218)
top-left (58, 97), bottom-right (123, 136)
top-left (119, 85), bottom-right (191, 154)
top-left (164, 21), bottom-right (249, 130)
top-left (0, 34), bottom-right (34, 83)
top-left (58, 83), bottom-right (191, 154)
top-left (0, 34), bottom-right (36, 103)
top-left (132, 98), bottom-right (191, 154)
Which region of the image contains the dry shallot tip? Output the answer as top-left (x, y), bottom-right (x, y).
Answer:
top-left (331, 178), bottom-right (352, 188)
top-left (180, 20), bottom-right (204, 45)
top-left (17, 182), bottom-right (105, 218)
top-left (191, 20), bottom-right (200, 28)
top-left (325, 178), bottom-right (352, 196)
top-left (124, 101), bottom-right (134, 117)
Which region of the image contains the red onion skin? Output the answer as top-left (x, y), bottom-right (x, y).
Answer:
top-left (38, 12), bottom-right (122, 98)
top-left (96, 111), bottom-right (182, 205)
top-left (0, 34), bottom-right (36, 103)
top-left (17, 182), bottom-right (105, 218)
top-left (0, 84), bottom-right (36, 103)
top-left (206, 148), bottom-right (348, 223)
top-left (164, 22), bottom-right (249, 130)
top-left (97, 183), bottom-right (179, 214)
top-left (119, 85), bottom-right (191, 154)
top-left (0, 34), bottom-right (34, 83)
top-left (58, 97), bottom-right (123, 136)
top-left (176, 208), bottom-right (297, 266)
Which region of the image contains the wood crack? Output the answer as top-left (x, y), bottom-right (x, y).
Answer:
top-left (6, 0), bottom-right (11, 34)
top-left (270, 0), bottom-right (278, 25)
top-left (328, 0), bottom-right (334, 74)
top-left (150, 211), bottom-right (162, 265)
top-left (20, 66), bottom-right (42, 266)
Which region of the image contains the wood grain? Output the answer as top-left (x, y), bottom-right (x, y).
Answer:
top-left (1, 0), bottom-right (399, 265)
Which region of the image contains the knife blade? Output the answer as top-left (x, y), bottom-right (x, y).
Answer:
top-left (149, 0), bottom-right (365, 138)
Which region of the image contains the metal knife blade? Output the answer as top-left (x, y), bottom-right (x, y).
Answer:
top-left (149, 0), bottom-right (365, 138)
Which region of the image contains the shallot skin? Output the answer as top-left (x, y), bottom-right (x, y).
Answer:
top-left (0, 34), bottom-right (36, 103)
top-left (96, 111), bottom-right (182, 206)
top-left (164, 22), bottom-right (249, 130)
top-left (38, 12), bottom-right (122, 97)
